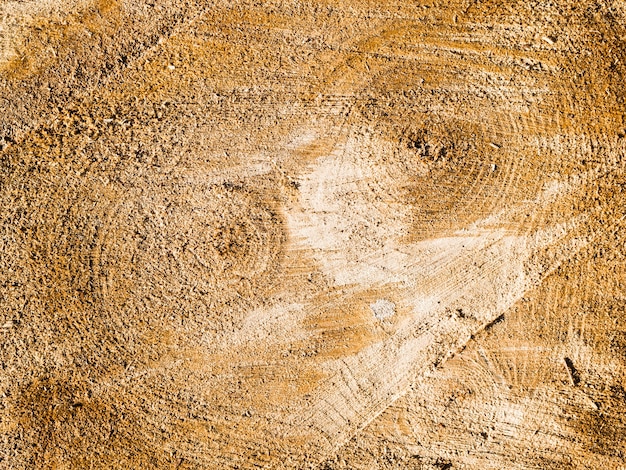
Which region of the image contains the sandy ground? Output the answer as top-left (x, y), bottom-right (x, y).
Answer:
top-left (0, 0), bottom-right (625, 468)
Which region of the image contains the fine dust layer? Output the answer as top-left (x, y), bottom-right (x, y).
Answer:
top-left (0, 1), bottom-right (625, 469)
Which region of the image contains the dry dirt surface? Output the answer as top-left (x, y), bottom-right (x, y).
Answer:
top-left (0, 0), bottom-right (625, 468)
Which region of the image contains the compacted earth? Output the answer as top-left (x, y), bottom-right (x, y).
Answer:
top-left (0, 0), bottom-right (625, 468)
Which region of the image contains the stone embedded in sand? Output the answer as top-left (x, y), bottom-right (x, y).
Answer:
top-left (370, 299), bottom-right (396, 320)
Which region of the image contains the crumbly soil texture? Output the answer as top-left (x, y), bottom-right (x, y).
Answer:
top-left (0, 1), bottom-right (625, 469)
